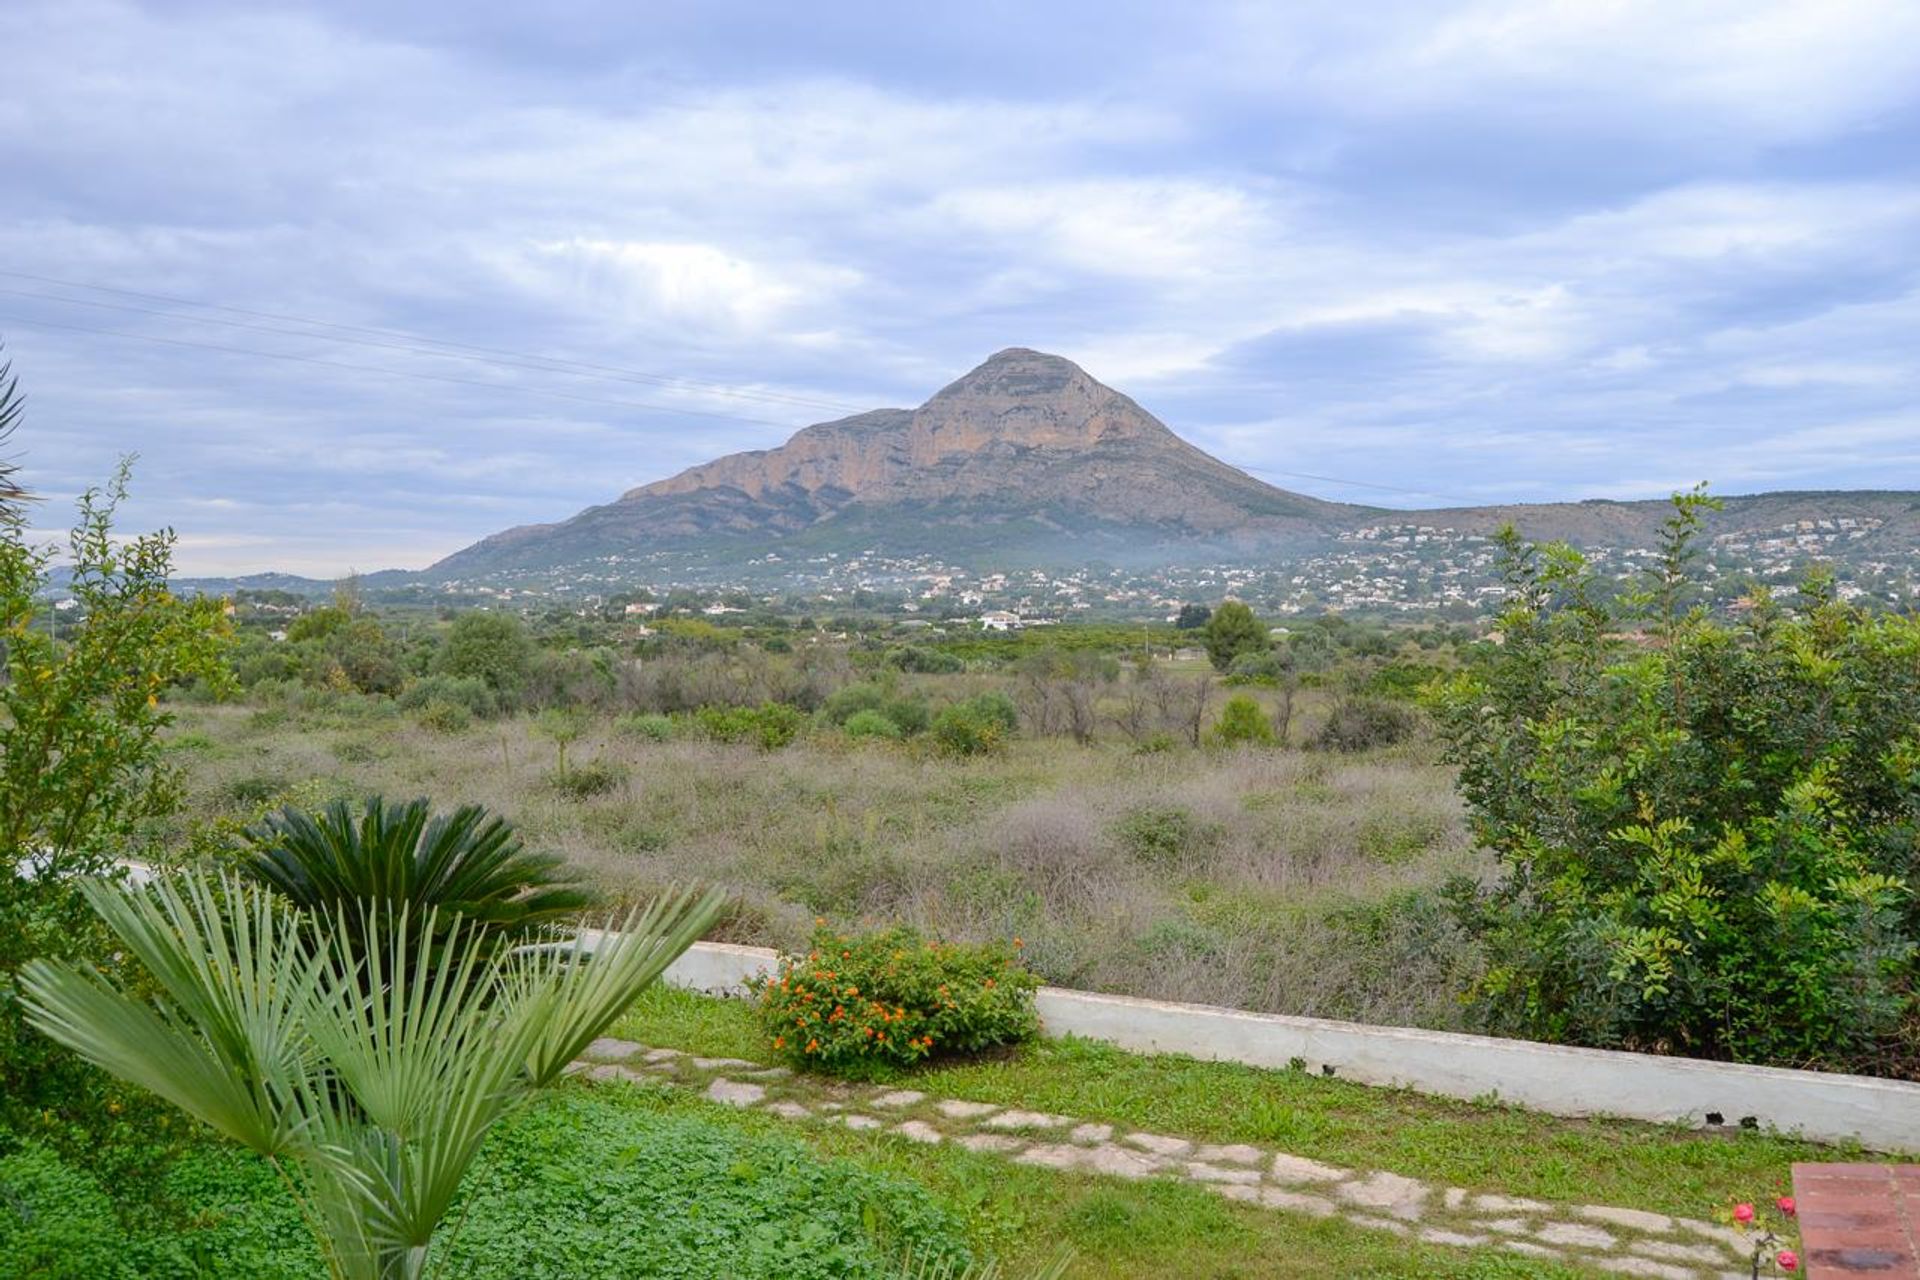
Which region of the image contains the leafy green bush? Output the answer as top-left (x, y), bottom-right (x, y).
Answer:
top-left (549, 758), bottom-right (626, 798)
top-left (844, 708), bottom-right (904, 740)
top-left (1310, 696), bottom-right (1415, 753)
top-left (0, 452), bottom-right (232, 1158)
top-left (886, 645), bottom-right (964, 674)
top-left (753, 926), bottom-right (1040, 1072)
top-left (1111, 805), bottom-right (1219, 868)
top-left (615, 712), bottom-right (676, 742)
top-left (433, 612), bottom-right (532, 695)
top-left (1212, 695), bottom-right (1275, 746)
top-left (697, 702), bottom-right (807, 750)
top-left (399, 673), bottom-right (500, 719)
top-left (928, 702), bottom-right (1005, 757)
top-left (416, 698), bottom-right (472, 734)
top-left (1430, 493), bottom-right (1920, 1073)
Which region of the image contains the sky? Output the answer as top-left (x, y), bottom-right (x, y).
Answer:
top-left (2, 0), bottom-right (1918, 576)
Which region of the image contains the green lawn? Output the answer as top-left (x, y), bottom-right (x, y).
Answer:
top-left (615, 985), bottom-right (1872, 1255)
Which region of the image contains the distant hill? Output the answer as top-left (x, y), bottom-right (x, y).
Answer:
top-left (195, 346), bottom-right (1912, 591)
top-left (428, 349), bottom-right (1370, 578)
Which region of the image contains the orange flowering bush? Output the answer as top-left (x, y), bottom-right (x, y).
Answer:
top-left (753, 925), bottom-right (1040, 1072)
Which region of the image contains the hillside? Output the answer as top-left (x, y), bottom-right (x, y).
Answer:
top-left (428, 349), bottom-right (1370, 578)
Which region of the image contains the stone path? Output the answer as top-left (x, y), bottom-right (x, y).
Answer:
top-left (574, 1037), bottom-right (1789, 1279)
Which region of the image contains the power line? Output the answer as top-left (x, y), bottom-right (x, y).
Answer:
top-left (0, 269), bottom-right (868, 416)
top-left (0, 312), bottom-right (812, 429)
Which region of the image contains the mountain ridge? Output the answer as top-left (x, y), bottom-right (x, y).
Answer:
top-left (426, 348), bottom-right (1920, 583)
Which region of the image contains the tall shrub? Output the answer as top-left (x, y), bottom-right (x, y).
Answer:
top-left (1430, 489), bottom-right (1919, 1073)
top-left (0, 457), bottom-right (233, 1141)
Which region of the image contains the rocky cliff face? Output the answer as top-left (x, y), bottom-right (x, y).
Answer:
top-left (430, 348), bottom-right (1362, 577)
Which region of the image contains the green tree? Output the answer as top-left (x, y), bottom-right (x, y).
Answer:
top-left (1430, 489), bottom-right (1920, 1072)
top-left (21, 872), bottom-right (724, 1280)
top-left (1212, 695), bottom-right (1275, 746)
top-left (0, 456), bottom-right (233, 1135)
top-left (1173, 603), bottom-right (1211, 631)
top-left (1201, 601), bottom-right (1266, 672)
top-left (433, 612), bottom-right (531, 695)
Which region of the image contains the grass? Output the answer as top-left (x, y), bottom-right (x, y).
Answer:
top-left (167, 696), bottom-right (1483, 1033)
top-left (615, 985), bottom-right (1860, 1225)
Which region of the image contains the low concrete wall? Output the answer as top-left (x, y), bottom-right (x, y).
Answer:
top-left (659, 941), bottom-right (1917, 1152)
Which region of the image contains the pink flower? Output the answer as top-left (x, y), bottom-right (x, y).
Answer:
top-left (1776, 1195), bottom-right (1796, 1217)
top-left (1733, 1203), bottom-right (1755, 1224)
top-left (1777, 1248), bottom-right (1798, 1271)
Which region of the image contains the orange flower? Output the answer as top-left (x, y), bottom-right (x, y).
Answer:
top-left (773, 1036), bottom-right (786, 1049)
top-left (805, 1038), bottom-right (820, 1053)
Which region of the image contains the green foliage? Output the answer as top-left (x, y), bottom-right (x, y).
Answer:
top-left (19, 872), bottom-right (726, 1280)
top-left (398, 675), bottom-right (500, 719)
top-left (844, 709), bottom-right (904, 741)
top-left (1211, 695), bottom-right (1276, 747)
top-left (415, 699), bottom-right (471, 734)
top-left (0, 1140), bottom-right (139, 1279)
top-left (533, 706), bottom-right (589, 778)
top-left (754, 926), bottom-right (1039, 1073)
top-left (886, 645), bottom-right (965, 675)
top-left (548, 758), bottom-right (626, 799)
top-left (1173, 603), bottom-right (1211, 631)
top-left (1111, 805), bottom-right (1219, 869)
top-left (0, 458), bottom-right (232, 1155)
top-left (697, 701), bottom-right (807, 750)
top-left (240, 796), bottom-right (598, 959)
top-left (1224, 649), bottom-right (1289, 685)
top-left (1201, 601), bottom-right (1267, 672)
top-left (1311, 696), bottom-right (1416, 753)
top-left (433, 612), bottom-right (532, 694)
top-left (824, 684), bottom-right (930, 737)
top-left (0, 1090), bottom-right (981, 1280)
top-left (614, 712), bottom-right (676, 742)
top-left (1430, 490), bottom-right (1920, 1072)
top-left (928, 694), bottom-right (1015, 757)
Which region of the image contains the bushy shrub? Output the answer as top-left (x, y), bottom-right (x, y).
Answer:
top-left (1212, 695), bottom-right (1276, 746)
top-left (822, 683), bottom-right (929, 736)
top-left (1112, 804), bottom-right (1218, 868)
top-left (399, 673), bottom-right (500, 719)
top-left (549, 758), bottom-right (626, 798)
top-left (885, 645), bottom-right (964, 674)
top-left (1430, 493), bottom-right (1920, 1073)
top-left (821, 682), bottom-right (888, 725)
top-left (929, 695), bottom-right (1013, 757)
top-left (753, 926), bottom-right (1040, 1072)
top-left (843, 708), bottom-right (903, 740)
top-left (1311, 696), bottom-right (1415, 753)
top-left (433, 612), bottom-right (532, 695)
top-left (416, 698), bottom-right (472, 734)
top-left (1225, 650), bottom-right (1288, 685)
top-left (696, 701), bottom-right (806, 750)
top-left (614, 712), bottom-right (676, 742)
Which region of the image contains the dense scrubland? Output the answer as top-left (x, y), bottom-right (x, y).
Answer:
top-left (168, 689), bottom-right (1481, 1032)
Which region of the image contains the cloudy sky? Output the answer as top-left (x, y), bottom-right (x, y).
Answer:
top-left (3, 0), bottom-right (1918, 575)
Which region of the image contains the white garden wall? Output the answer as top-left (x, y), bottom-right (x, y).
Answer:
top-left (658, 940), bottom-right (1918, 1153)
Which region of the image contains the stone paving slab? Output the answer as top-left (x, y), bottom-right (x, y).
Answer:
top-left (575, 1036), bottom-right (1799, 1278)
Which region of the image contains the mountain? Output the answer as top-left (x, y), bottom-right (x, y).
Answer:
top-left (429, 349), bottom-right (1368, 578)
top-left (426, 347), bottom-right (1920, 587)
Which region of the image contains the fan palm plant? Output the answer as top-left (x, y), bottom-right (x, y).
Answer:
top-left (241, 797), bottom-right (597, 964)
top-left (20, 870), bottom-right (724, 1280)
